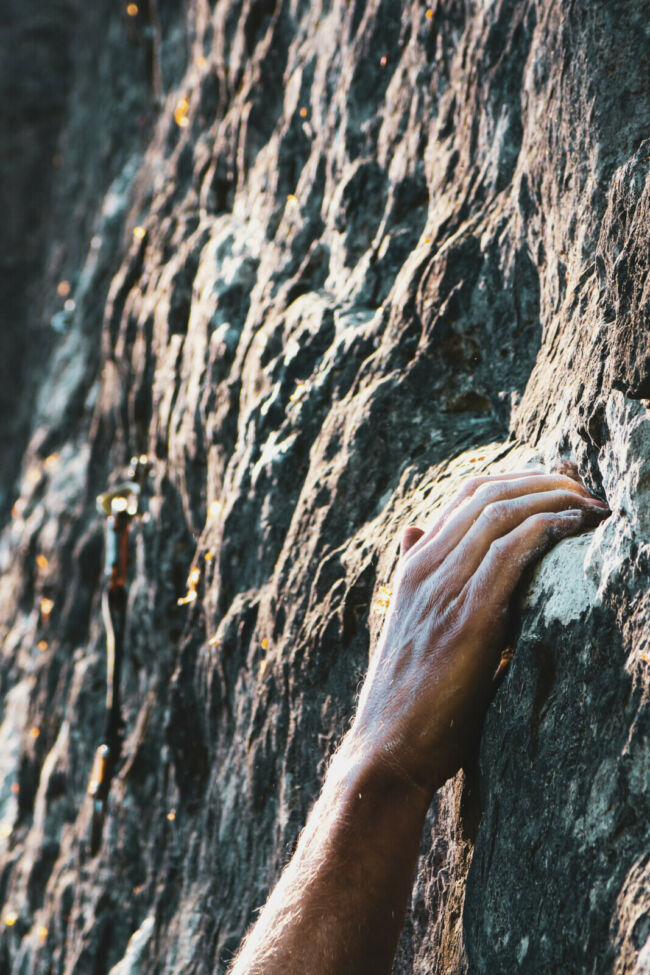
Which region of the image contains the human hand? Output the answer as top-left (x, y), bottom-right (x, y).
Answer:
top-left (351, 471), bottom-right (610, 798)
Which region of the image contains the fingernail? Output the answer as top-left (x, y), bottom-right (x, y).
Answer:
top-left (584, 497), bottom-right (610, 510)
top-left (581, 506), bottom-right (610, 525)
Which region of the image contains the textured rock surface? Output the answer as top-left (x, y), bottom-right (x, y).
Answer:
top-left (1, 1), bottom-right (649, 972)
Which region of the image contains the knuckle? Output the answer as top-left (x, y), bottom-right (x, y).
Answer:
top-left (467, 475), bottom-right (486, 492)
top-left (480, 499), bottom-right (508, 530)
top-left (472, 480), bottom-right (494, 504)
top-left (524, 511), bottom-right (551, 536)
top-left (488, 536), bottom-right (508, 561)
top-left (462, 475), bottom-right (487, 499)
top-left (538, 511), bottom-right (559, 528)
top-left (473, 480), bottom-right (509, 509)
top-left (557, 473), bottom-right (584, 494)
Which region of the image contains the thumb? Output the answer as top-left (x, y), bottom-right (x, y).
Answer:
top-left (400, 525), bottom-right (425, 556)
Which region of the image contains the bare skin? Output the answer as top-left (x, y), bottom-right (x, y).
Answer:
top-left (228, 471), bottom-right (610, 975)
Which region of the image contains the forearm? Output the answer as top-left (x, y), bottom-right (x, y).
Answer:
top-left (228, 732), bottom-right (432, 975)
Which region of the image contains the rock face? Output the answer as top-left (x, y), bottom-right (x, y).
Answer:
top-left (1, 1), bottom-right (649, 972)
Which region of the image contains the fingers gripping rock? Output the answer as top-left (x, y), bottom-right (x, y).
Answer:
top-left (353, 473), bottom-right (610, 795)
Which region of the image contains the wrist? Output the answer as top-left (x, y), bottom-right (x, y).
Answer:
top-left (332, 728), bottom-right (436, 818)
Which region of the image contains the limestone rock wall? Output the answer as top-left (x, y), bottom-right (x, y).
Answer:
top-left (0, 1), bottom-right (648, 973)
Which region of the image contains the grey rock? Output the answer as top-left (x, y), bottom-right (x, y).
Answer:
top-left (0, 1), bottom-right (648, 973)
